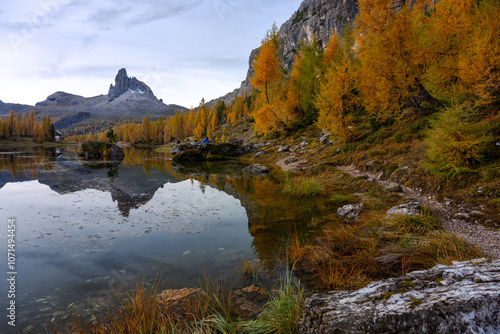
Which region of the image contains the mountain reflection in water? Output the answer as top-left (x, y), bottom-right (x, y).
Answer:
top-left (0, 147), bottom-right (326, 332)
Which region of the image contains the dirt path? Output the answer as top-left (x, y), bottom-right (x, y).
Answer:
top-left (336, 165), bottom-right (500, 259)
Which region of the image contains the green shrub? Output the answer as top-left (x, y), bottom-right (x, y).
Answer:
top-left (425, 105), bottom-right (493, 170)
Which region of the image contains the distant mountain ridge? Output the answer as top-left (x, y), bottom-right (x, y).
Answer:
top-left (0, 68), bottom-right (187, 135)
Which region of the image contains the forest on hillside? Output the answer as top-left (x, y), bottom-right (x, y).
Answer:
top-left (0, 110), bottom-right (56, 143)
top-left (66, 0), bottom-right (499, 174)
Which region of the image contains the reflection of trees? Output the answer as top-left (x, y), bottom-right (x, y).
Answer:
top-left (191, 173), bottom-right (326, 273)
top-left (0, 148), bottom-right (54, 179)
top-left (121, 147), bottom-right (180, 178)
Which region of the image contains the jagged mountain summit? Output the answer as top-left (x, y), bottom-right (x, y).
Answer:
top-left (108, 68), bottom-right (158, 102)
top-left (1, 68), bottom-right (187, 134)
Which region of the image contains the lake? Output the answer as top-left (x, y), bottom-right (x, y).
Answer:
top-left (0, 147), bottom-right (324, 332)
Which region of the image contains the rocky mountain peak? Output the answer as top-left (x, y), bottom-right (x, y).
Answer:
top-left (108, 68), bottom-right (157, 102)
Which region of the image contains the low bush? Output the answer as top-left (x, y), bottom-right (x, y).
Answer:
top-left (425, 105), bottom-right (494, 170)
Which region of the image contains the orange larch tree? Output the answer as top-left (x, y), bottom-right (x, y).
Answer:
top-left (250, 25), bottom-right (280, 105)
top-left (355, 0), bottom-right (437, 121)
top-left (316, 30), bottom-right (360, 142)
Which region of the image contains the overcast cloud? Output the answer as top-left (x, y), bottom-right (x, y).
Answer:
top-left (0, 0), bottom-right (303, 108)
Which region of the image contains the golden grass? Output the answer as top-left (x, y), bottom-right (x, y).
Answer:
top-left (281, 174), bottom-right (326, 196)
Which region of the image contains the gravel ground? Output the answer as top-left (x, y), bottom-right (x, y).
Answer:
top-left (336, 165), bottom-right (500, 259)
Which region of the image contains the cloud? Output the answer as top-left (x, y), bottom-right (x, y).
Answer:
top-left (86, 0), bottom-right (203, 29)
top-left (0, 0), bottom-right (304, 107)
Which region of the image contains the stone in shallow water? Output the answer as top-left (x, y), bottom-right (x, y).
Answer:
top-left (300, 258), bottom-right (500, 334)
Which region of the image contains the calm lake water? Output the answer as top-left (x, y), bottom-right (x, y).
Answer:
top-left (0, 147), bottom-right (325, 333)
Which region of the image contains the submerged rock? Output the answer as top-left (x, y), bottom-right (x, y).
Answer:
top-left (337, 203), bottom-right (363, 221)
top-left (300, 258), bottom-right (500, 334)
top-left (243, 164), bottom-right (270, 174)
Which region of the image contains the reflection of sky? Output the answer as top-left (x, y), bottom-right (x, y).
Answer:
top-left (0, 179), bottom-right (247, 256)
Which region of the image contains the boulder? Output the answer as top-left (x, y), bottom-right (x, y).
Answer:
top-left (172, 143), bottom-right (247, 162)
top-left (384, 184), bottom-right (403, 192)
top-left (254, 151), bottom-right (264, 158)
top-left (337, 203), bottom-right (363, 221)
top-left (252, 141), bottom-right (268, 150)
top-left (386, 202), bottom-right (422, 217)
top-left (243, 164), bottom-right (270, 174)
top-left (278, 146), bottom-right (290, 153)
top-left (300, 258), bottom-right (500, 334)
top-left (171, 144), bottom-right (180, 155)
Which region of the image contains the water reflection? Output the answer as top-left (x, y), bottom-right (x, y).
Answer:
top-left (0, 147), bottom-right (327, 332)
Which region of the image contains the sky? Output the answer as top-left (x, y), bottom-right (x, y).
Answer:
top-left (0, 0), bottom-right (303, 108)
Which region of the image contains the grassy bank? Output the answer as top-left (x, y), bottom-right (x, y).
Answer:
top-left (0, 137), bottom-right (75, 151)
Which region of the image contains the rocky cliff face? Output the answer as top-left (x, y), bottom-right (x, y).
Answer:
top-left (300, 258), bottom-right (500, 333)
top-left (212, 0), bottom-right (359, 105)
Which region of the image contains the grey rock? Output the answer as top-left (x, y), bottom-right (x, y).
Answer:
top-left (254, 152), bottom-right (264, 158)
top-left (278, 146), bottom-right (290, 153)
top-left (285, 157), bottom-right (299, 165)
top-left (470, 210), bottom-right (485, 216)
top-left (337, 203), bottom-right (363, 221)
top-left (366, 160), bottom-right (376, 167)
top-left (300, 258), bottom-right (500, 334)
top-left (384, 184), bottom-right (403, 192)
top-left (242, 164), bottom-right (270, 174)
top-left (376, 172), bottom-right (384, 180)
top-left (171, 144), bottom-right (180, 155)
top-left (319, 135), bottom-right (329, 144)
top-left (400, 166), bottom-right (410, 172)
top-left (386, 202), bottom-right (422, 217)
top-left (300, 141), bottom-right (309, 147)
top-left (252, 142), bottom-right (268, 150)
